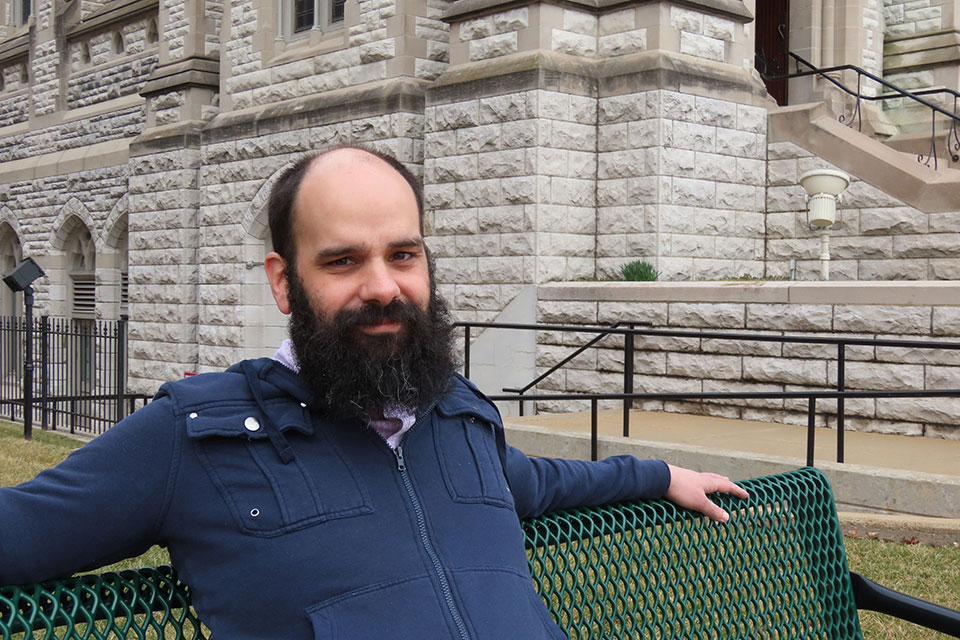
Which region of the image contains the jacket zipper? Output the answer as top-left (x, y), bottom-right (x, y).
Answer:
top-left (393, 437), bottom-right (471, 640)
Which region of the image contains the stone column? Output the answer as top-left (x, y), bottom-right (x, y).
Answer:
top-left (427, 2), bottom-right (600, 323)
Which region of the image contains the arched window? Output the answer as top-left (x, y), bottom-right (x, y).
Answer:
top-left (0, 225), bottom-right (23, 316)
top-left (82, 42), bottom-right (91, 64)
top-left (146, 19), bottom-right (158, 45)
top-left (65, 224), bottom-right (95, 320)
top-left (113, 31), bottom-right (125, 55)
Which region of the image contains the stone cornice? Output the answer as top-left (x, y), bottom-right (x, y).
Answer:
top-left (66, 0), bottom-right (158, 40)
top-left (444, 0), bottom-right (752, 23)
top-left (427, 49), bottom-right (769, 105)
top-left (202, 77), bottom-right (428, 144)
top-left (140, 56), bottom-right (220, 97)
top-left (0, 33), bottom-right (29, 66)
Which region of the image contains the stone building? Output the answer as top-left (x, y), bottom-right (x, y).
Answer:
top-left (0, 0), bottom-right (959, 430)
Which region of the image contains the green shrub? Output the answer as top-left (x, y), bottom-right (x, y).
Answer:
top-left (619, 260), bottom-right (660, 282)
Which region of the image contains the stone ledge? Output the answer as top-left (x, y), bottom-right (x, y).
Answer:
top-left (839, 511), bottom-right (960, 547)
top-left (140, 57), bottom-right (219, 97)
top-left (203, 77), bottom-right (427, 144)
top-left (537, 281), bottom-right (960, 306)
top-left (444, 0), bottom-right (752, 23)
top-left (428, 48), bottom-right (768, 105)
top-left (66, 0), bottom-right (158, 40)
top-left (0, 136), bottom-right (132, 182)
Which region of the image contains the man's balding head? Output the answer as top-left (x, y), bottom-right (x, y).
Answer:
top-left (267, 146), bottom-right (424, 267)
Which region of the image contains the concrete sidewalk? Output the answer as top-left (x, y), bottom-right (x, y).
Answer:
top-left (503, 408), bottom-right (960, 544)
top-left (506, 408), bottom-right (960, 477)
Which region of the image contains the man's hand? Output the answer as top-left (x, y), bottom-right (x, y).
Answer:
top-left (664, 464), bottom-right (749, 523)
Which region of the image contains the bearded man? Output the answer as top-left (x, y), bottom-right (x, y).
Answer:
top-left (0, 146), bottom-right (746, 639)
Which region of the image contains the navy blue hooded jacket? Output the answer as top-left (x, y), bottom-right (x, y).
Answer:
top-left (0, 358), bottom-right (670, 639)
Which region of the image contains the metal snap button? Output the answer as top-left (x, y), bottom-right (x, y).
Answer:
top-left (244, 417), bottom-right (261, 432)
top-left (250, 508), bottom-right (260, 517)
top-left (188, 412), bottom-right (198, 419)
top-left (300, 402), bottom-right (307, 408)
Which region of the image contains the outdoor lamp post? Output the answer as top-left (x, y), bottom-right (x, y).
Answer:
top-left (3, 257), bottom-right (46, 440)
top-left (798, 169), bottom-right (850, 281)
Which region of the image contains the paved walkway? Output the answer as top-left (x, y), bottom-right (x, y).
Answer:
top-left (505, 409), bottom-right (960, 543)
top-left (506, 408), bottom-right (960, 477)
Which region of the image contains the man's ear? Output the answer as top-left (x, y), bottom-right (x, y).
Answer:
top-left (264, 252), bottom-right (292, 315)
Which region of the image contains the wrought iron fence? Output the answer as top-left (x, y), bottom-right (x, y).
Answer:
top-left (0, 316), bottom-right (151, 437)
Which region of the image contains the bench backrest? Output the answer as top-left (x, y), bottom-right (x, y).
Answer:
top-left (523, 466), bottom-right (863, 639)
top-left (1, 467), bottom-right (861, 639)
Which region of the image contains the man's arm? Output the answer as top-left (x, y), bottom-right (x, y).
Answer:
top-left (504, 446), bottom-right (747, 522)
top-left (0, 399), bottom-right (179, 585)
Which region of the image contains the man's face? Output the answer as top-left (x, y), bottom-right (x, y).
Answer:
top-left (265, 150), bottom-right (454, 418)
top-left (273, 151), bottom-right (431, 331)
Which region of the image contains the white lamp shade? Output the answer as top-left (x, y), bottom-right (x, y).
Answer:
top-left (798, 169), bottom-right (850, 197)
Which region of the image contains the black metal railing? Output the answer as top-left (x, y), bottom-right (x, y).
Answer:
top-left (457, 321), bottom-right (960, 463)
top-left (0, 316), bottom-right (150, 436)
top-left (760, 51), bottom-right (960, 169)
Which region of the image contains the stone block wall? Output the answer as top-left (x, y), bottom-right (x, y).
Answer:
top-left (766, 140), bottom-right (960, 280)
top-left (534, 281), bottom-right (960, 440)
top-left (67, 20), bottom-right (159, 109)
top-left (425, 76), bottom-right (599, 322)
top-left (0, 104), bottom-right (145, 163)
top-left (884, 0), bottom-right (947, 39)
top-left (597, 90), bottom-right (767, 281)
top-left (671, 5), bottom-right (736, 63)
top-left (180, 104), bottom-right (425, 382)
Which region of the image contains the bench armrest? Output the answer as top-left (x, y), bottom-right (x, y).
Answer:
top-left (851, 571), bottom-right (960, 638)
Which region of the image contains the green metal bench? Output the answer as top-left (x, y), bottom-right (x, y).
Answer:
top-left (2, 467), bottom-right (958, 639)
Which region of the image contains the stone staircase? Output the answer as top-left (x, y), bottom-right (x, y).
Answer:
top-left (768, 101), bottom-right (960, 213)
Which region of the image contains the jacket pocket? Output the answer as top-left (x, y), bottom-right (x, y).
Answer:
top-left (435, 415), bottom-right (513, 508)
top-left (306, 575), bottom-right (455, 639)
top-left (451, 568), bottom-right (568, 640)
top-left (190, 406), bottom-right (372, 537)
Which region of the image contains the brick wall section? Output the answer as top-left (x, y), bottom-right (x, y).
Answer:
top-left (227, 0), bottom-right (404, 110)
top-left (425, 78), bottom-right (598, 322)
top-left (884, 0), bottom-right (945, 38)
top-left (164, 0), bottom-right (189, 61)
top-left (0, 105), bottom-right (145, 162)
top-left (535, 282), bottom-right (960, 439)
top-left (766, 141), bottom-right (960, 280)
top-left (32, 40), bottom-right (59, 117)
top-left (599, 8), bottom-right (647, 57)
top-left (415, 0), bottom-right (449, 80)
top-left (206, 0), bottom-right (223, 57)
top-left (67, 53), bottom-right (159, 109)
top-left (127, 148), bottom-right (202, 392)
top-left (597, 90), bottom-right (767, 280)
top-left (861, 0), bottom-right (883, 88)
top-left (671, 6), bottom-right (736, 63)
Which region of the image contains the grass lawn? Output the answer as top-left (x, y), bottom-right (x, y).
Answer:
top-left (1, 420), bottom-right (958, 639)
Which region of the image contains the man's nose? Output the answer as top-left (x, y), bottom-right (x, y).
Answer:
top-left (359, 261), bottom-right (402, 306)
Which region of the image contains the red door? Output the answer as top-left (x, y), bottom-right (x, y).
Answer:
top-left (755, 0), bottom-right (790, 105)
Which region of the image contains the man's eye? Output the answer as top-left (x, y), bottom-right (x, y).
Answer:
top-left (392, 251), bottom-right (416, 262)
top-left (327, 257), bottom-right (353, 267)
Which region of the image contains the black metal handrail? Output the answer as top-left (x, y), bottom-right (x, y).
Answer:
top-left (761, 51), bottom-right (960, 169)
top-left (456, 321), bottom-right (960, 463)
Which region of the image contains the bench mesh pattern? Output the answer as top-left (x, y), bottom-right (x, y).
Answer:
top-left (521, 466), bottom-right (863, 639)
top-left (0, 566), bottom-right (206, 639)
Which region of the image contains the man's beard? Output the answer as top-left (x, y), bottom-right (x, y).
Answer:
top-left (286, 269), bottom-right (457, 421)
